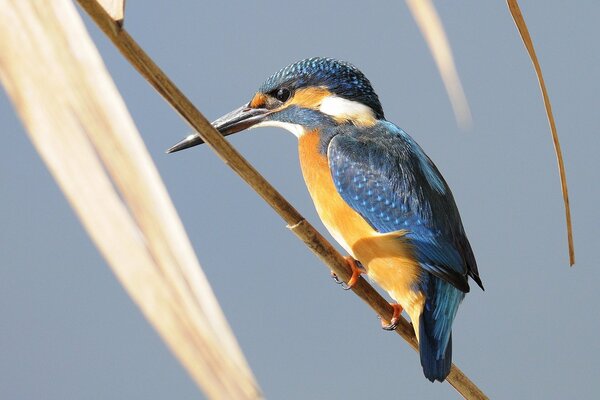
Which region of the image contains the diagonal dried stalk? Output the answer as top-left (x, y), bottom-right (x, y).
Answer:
top-left (507, 0), bottom-right (575, 266)
top-left (76, 1), bottom-right (489, 398)
top-left (406, 0), bottom-right (472, 129)
top-left (0, 1), bottom-right (261, 399)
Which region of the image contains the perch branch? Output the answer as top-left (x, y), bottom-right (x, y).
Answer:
top-left (76, 1), bottom-right (488, 398)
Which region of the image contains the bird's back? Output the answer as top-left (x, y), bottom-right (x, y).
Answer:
top-left (299, 120), bottom-right (481, 381)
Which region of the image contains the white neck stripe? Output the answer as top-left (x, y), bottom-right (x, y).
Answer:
top-left (319, 96), bottom-right (375, 122)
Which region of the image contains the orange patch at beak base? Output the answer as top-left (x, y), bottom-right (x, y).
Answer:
top-left (249, 93), bottom-right (267, 108)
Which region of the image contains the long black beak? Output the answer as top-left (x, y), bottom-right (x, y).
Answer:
top-left (166, 104), bottom-right (269, 153)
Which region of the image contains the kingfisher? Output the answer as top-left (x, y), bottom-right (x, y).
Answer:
top-left (168, 57), bottom-right (483, 382)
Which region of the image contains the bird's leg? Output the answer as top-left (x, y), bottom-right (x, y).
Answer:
top-left (331, 257), bottom-right (364, 290)
top-left (381, 304), bottom-right (404, 331)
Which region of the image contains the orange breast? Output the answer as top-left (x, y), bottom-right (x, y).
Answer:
top-left (297, 131), bottom-right (424, 317)
top-left (298, 131), bottom-right (376, 256)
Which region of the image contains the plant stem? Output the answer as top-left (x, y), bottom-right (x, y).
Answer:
top-left (77, 1), bottom-right (489, 398)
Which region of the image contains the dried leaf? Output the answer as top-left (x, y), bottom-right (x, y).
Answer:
top-left (0, 1), bottom-right (262, 398)
top-left (97, 0), bottom-right (124, 22)
top-left (406, 0), bottom-right (472, 129)
top-left (507, 0), bottom-right (575, 265)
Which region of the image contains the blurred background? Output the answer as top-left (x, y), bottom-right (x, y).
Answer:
top-left (1, 1), bottom-right (598, 399)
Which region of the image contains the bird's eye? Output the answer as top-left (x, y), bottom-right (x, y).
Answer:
top-left (274, 87), bottom-right (291, 102)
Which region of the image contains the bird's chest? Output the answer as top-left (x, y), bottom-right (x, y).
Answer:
top-left (297, 132), bottom-right (378, 257)
top-left (297, 132), bottom-right (423, 311)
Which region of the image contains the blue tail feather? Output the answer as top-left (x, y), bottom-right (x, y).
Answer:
top-left (419, 319), bottom-right (453, 382)
top-left (418, 275), bottom-right (464, 382)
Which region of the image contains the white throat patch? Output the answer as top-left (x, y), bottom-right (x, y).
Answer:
top-left (253, 120), bottom-right (306, 138)
top-left (319, 96), bottom-right (376, 126)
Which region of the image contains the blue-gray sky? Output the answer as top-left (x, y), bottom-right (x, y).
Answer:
top-left (1, 1), bottom-right (599, 399)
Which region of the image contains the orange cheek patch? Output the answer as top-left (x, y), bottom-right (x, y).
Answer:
top-left (250, 93), bottom-right (267, 108)
top-left (289, 87), bottom-right (331, 110)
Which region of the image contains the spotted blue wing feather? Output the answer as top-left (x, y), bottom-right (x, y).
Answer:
top-left (327, 121), bottom-right (481, 291)
top-left (327, 121), bottom-right (482, 382)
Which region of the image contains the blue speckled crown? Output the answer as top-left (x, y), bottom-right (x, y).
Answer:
top-left (259, 57), bottom-right (385, 119)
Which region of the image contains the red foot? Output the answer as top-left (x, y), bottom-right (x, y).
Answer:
top-left (331, 257), bottom-right (363, 290)
top-left (381, 303), bottom-right (403, 331)
top-left (344, 257), bottom-right (362, 289)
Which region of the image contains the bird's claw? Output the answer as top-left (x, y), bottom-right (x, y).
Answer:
top-left (381, 303), bottom-right (404, 331)
top-left (331, 271), bottom-right (344, 285)
top-left (330, 257), bottom-right (363, 290)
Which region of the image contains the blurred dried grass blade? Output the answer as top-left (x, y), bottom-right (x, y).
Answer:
top-left (406, 0), bottom-right (472, 129)
top-left (0, 0), bottom-right (262, 398)
top-left (97, 0), bottom-right (124, 22)
top-left (507, 0), bottom-right (575, 265)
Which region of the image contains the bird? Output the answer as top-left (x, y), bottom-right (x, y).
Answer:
top-left (167, 57), bottom-right (483, 382)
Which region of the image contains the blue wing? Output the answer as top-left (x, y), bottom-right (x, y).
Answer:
top-left (327, 121), bottom-right (482, 292)
top-left (327, 121), bottom-right (482, 381)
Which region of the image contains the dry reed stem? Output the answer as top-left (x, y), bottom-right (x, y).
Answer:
top-left (0, 1), bottom-right (262, 398)
top-left (76, 1), bottom-right (489, 398)
top-left (507, 0), bottom-right (575, 266)
top-left (406, 0), bottom-right (472, 129)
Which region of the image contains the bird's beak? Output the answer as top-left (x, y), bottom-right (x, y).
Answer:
top-left (166, 104), bottom-right (269, 153)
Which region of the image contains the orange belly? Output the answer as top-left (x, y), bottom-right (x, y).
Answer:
top-left (298, 131), bottom-right (425, 324)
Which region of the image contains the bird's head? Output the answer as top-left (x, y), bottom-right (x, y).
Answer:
top-left (167, 57), bottom-right (384, 153)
